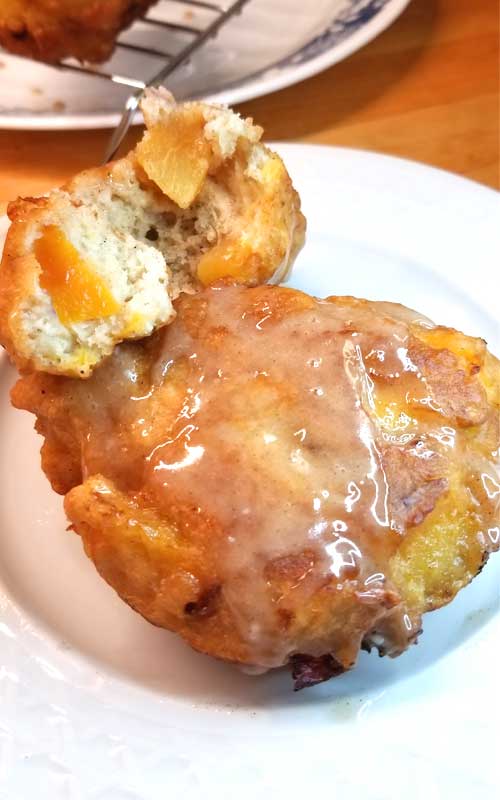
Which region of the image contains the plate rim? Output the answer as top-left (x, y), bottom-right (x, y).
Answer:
top-left (0, 0), bottom-right (412, 130)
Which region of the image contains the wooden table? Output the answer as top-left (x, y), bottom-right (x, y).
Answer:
top-left (0, 0), bottom-right (497, 213)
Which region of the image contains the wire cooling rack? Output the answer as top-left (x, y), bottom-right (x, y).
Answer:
top-left (101, 0), bottom-right (251, 159)
top-left (56, 1), bottom-right (251, 91)
top-left (0, 1), bottom-right (251, 158)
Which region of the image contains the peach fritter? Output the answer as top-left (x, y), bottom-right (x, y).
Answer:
top-left (0, 1), bottom-right (156, 64)
top-left (11, 285), bottom-right (500, 688)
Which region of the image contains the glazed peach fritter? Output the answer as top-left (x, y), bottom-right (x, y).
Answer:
top-left (0, 1), bottom-right (157, 64)
top-left (11, 284), bottom-right (500, 688)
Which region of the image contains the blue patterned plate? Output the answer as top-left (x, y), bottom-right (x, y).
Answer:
top-left (0, 0), bottom-right (411, 129)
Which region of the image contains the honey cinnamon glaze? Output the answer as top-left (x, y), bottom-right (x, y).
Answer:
top-left (15, 284), bottom-right (500, 681)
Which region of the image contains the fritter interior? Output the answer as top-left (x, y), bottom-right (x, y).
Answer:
top-left (0, 91), bottom-right (304, 378)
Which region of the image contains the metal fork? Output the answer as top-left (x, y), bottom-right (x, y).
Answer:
top-left (0, 1), bottom-right (251, 161)
top-left (103, 0), bottom-right (251, 162)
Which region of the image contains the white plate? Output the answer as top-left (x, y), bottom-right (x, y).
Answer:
top-left (0, 0), bottom-right (411, 130)
top-left (0, 145), bottom-right (499, 799)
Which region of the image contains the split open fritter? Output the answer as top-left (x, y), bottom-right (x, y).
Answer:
top-left (0, 89), bottom-right (305, 378)
top-left (11, 284), bottom-right (500, 688)
top-left (0, 0), bottom-right (157, 64)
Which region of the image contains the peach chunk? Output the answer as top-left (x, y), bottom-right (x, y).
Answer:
top-left (135, 109), bottom-right (211, 209)
top-left (35, 226), bottom-right (120, 326)
top-left (197, 237), bottom-right (257, 286)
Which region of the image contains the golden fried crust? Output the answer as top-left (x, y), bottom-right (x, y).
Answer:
top-left (65, 476), bottom-right (257, 664)
top-left (65, 474), bottom-right (404, 669)
top-left (0, 0), bottom-right (156, 63)
top-left (0, 195), bottom-right (54, 375)
top-left (11, 286), bottom-right (500, 686)
top-left (10, 369), bottom-right (82, 494)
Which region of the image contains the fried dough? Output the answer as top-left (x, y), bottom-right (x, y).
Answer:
top-left (0, 0), bottom-right (156, 63)
top-left (12, 285), bottom-right (499, 688)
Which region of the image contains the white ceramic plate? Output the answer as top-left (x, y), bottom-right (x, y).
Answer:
top-left (0, 145), bottom-right (499, 799)
top-left (0, 0), bottom-right (411, 130)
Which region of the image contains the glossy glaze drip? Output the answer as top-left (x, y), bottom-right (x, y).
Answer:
top-left (57, 285), bottom-right (499, 669)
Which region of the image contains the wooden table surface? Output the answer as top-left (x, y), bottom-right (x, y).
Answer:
top-left (0, 0), bottom-right (498, 213)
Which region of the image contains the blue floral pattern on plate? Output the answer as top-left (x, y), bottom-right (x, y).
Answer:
top-left (221, 0), bottom-right (396, 97)
top-left (281, 0), bottom-right (392, 68)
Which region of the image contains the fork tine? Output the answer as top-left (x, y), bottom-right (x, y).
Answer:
top-left (103, 90), bottom-right (145, 163)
